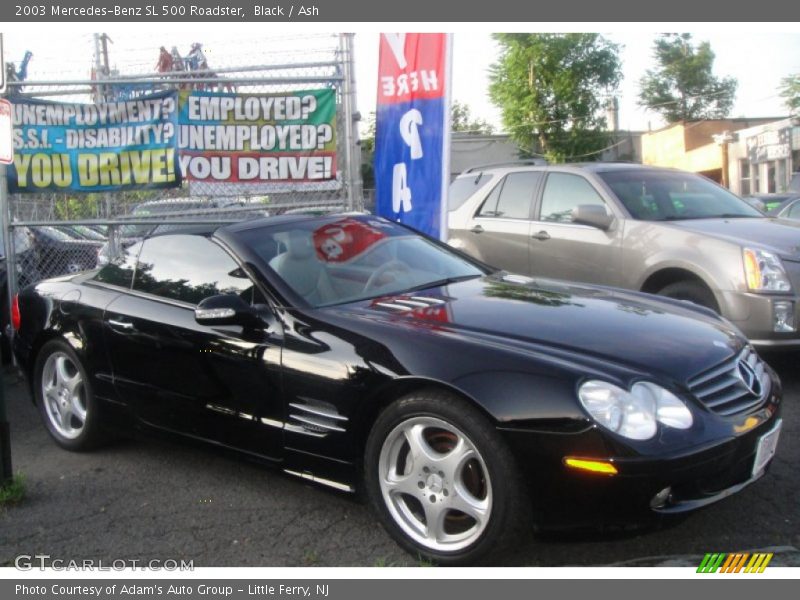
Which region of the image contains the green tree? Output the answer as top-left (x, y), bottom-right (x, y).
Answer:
top-left (488, 33), bottom-right (622, 162)
top-left (779, 74), bottom-right (800, 115)
top-left (451, 101), bottom-right (495, 134)
top-left (638, 33), bottom-right (737, 123)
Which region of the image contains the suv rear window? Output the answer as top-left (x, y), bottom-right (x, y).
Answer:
top-left (448, 173), bottom-right (494, 211)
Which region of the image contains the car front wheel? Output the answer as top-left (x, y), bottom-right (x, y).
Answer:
top-left (365, 390), bottom-right (529, 565)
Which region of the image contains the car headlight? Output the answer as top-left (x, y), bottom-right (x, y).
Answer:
top-left (743, 248), bottom-right (791, 292)
top-left (578, 380), bottom-right (693, 440)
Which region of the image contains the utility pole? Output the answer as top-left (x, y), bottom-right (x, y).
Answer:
top-left (93, 33), bottom-right (112, 103)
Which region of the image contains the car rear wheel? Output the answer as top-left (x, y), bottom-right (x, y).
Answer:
top-left (364, 390), bottom-right (529, 565)
top-left (34, 339), bottom-right (104, 451)
top-left (658, 280), bottom-right (719, 313)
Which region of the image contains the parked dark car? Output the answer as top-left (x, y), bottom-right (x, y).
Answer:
top-left (57, 224), bottom-right (107, 242)
top-left (766, 195), bottom-right (800, 220)
top-left (23, 226), bottom-right (103, 278)
top-left (1, 228), bottom-right (37, 362)
top-left (743, 193), bottom-right (800, 215)
top-left (12, 214), bottom-right (782, 564)
top-left (97, 199), bottom-right (269, 266)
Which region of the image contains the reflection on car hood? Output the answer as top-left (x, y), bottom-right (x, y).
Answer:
top-left (342, 274), bottom-right (745, 382)
top-left (662, 217), bottom-right (800, 260)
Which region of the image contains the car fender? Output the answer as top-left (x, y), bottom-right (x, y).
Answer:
top-left (626, 223), bottom-right (744, 295)
top-left (353, 369), bottom-right (587, 436)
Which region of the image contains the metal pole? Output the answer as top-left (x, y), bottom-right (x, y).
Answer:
top-left (93, 33), bottom-right (104, 104)
top-left (1, 163), bottom-right (17, 340)
top-left (340, 33), bottom-right (361, 212)
top-left (0, 163), bottom-right (13, 485)
top-left (0, 376), bottom-right (10, 485)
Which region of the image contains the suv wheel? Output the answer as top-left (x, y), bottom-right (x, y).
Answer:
top-left (658, 280), bottom-right (719, 313)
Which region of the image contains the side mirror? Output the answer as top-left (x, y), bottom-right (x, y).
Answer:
top-left (195, 294), bottom-right (261, 328)
top-left (572, 204), bottom-right (614, 230)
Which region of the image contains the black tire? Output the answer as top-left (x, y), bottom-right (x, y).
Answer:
top-left (658, 280), bottom-right (719, 313)
top-left (364, 389), bottom-right (530, 565)
top-left (33, 339), bottom-right (105, 451)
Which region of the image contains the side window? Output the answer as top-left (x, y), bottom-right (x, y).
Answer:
top-left (476, 172), bottom-right (540, 219)
top-left (93, 242), bottom-right (142, 289)
top-left (132, 235), bottom-right (256, 306)
top-left (449, 173), bottom-right (494, 211)
top-left (540, 173), bottom-right (607, 223)
top-left (788, 202), bottom-right (800, 219)
top-left (476, 180), bottom-right (503, 217)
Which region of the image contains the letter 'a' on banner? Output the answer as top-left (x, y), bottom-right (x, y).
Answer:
top-left (374, 33), bottom-right (452, 241)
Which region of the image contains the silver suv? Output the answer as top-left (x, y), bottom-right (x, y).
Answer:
top-left (448, 162), bottom-right (800, 347)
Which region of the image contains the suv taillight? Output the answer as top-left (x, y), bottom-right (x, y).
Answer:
top-left (11, 294), bottom-right (21, 331)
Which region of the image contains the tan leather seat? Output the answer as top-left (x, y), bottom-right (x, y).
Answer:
top-left (268, 230), bottom-right (338, 305)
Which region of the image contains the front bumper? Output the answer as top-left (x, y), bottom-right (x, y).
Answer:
top-left (720, 289), bottom-right (800, 346)
top-left (499, 404), bottom-right (782, 529)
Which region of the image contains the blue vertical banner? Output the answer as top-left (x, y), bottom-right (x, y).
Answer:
top-left (374, 33), bottom-right (452, 240)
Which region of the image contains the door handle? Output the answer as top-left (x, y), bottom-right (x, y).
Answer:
top-left (470, 225), bottom-right (484, 234)
top-left (108, 319), bottom-right (135, 332)
top-left (531, 230), bottom-right (551, 241)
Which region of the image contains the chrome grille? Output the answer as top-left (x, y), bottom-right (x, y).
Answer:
top-left (687, 347), bottom-right (771, 417)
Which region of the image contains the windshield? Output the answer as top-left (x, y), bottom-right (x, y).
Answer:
top-left (39, 226), bottom-right (77, 241)
top-left (598, 169), bottom-right (763, 221)
top-left (237, 216), bottom-right (485, 307)
top-left (68, 225), bottom-right (106, 241)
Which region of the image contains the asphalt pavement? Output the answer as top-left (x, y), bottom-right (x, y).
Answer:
top-left (1, 351), bottom-right (798, 568)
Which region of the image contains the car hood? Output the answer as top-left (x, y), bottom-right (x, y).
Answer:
top-left (662, 217), bottom-right (800, 261)
top-left (338, 274), bottom-right (745, 384)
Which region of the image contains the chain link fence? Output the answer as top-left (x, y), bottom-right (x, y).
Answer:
top-left (1, 32), bottom-right (363, 340)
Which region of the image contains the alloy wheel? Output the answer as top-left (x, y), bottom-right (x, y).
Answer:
top-left (378, 416), bottom-right (492, 553)
top-left (41, 351), bottom-right (87, 440)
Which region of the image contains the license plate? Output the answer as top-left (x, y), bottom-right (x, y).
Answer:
top-left (752, 419), bottom-right (782, 477)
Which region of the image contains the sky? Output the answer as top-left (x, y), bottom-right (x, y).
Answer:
top-left (4, 25), bottom-right (800, 135)
top-left (354, 31), bottom-right (800, 133)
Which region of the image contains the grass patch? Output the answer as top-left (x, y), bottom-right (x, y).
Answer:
top-left (0, 474), bottom-right (25, 506)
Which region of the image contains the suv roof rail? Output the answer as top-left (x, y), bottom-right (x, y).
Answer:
top-left (462, 158), bottom-right (548, 173)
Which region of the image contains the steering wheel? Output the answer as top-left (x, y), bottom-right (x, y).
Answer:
top-left (364, 260), bottom-right (412, 292)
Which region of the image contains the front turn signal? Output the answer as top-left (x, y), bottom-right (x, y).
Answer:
top-left (563, 457), bottom-right (618, 475)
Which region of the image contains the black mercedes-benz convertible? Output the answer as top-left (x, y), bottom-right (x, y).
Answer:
top-left (12, 214), bottom-right (782, 565)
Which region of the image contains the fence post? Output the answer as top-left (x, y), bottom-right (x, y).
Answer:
top-left (340, 33), bottom-right (362, 211)
top-left (107, 224), bottom-right (120, 262)
top-left (0, 163), bottom-right (13, 485)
